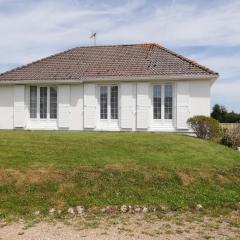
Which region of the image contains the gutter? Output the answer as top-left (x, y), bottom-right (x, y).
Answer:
top-left (0, 74), bottom-right (218, 85)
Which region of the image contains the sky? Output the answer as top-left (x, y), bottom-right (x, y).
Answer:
top-left (0, 0), bottom-right (239, 112)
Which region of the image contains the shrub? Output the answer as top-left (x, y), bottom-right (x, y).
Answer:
top-left (221, 125), bottom-right (240, 149)
top-left (187, 116), bottom-right (222, 141)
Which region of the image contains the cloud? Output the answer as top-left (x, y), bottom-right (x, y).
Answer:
top-left (100, 0), bottom-right (240, 47)
top-left (211, 81), bottom-right (240, 112)
top-left (0, 0), bottom-right (146, 66)
top-left (190, 52), bottom-right (240, 82)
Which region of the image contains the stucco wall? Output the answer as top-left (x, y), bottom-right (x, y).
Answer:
top-left (189, 80), bottom-right (211, 117)
top-left (69, 85), bottom-right (83, 130)
top-left (0, 80), bottom-right (213, 131)
top-left (0, 86), bottom-right (14, 129)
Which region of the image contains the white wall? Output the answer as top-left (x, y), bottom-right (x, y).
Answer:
top-left (58, 85), bottom-right (70, 129)
top-left (120, 82), bottom-right (136, 131)
top-left (176, 81), bottom-right (190, 129)
top-left (189, 80), bottom-right (211, 117)
top-left (83, 83), bottom-right (97, 129)
top-left (14, 85), bottom-right (26, 128)
top-left (0, 86), bottom-right (14, 129)
top-left (0, 80), bottom-right (213, 131)
top-left (136, 83), bottom-right (151, 130)
top-left (69, 85), bottom-right (83, 130)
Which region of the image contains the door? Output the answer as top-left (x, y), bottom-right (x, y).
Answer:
top-left (98, 85), bottom-right (119, 131)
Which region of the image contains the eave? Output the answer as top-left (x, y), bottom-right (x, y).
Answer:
top-left (0, 74), bottom-right (219, 85)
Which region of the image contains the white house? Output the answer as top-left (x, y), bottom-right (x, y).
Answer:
top-left (0, 43), bottom-right (218, 131)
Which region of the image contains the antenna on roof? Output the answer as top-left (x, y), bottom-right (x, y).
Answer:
top-left (90, 32), bottom-right (97, 46)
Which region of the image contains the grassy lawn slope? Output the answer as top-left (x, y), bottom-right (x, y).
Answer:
top-left (0, 131), bottom-right (239, 218)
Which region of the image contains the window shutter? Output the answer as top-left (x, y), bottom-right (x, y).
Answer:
top-left (176, 81), bottom-right (190, 129)
top-left (120, 83), bottom-right (133, 129)
top-left (84, 84), bottom-right (96, 129)
top-left (136, 83), bottom-right (150, 129)
top-left (14, 85), bottom-right (25, 128)
top-left (58, 85), bottom-right (70, 129)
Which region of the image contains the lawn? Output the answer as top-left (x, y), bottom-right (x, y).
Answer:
top-left (0, 131), bottom-right (239, 218)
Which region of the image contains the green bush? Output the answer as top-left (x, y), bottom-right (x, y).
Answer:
top-left (187, 116), bottom-right (222, 141)
top-left (221, 125), bottom-right (240, 149)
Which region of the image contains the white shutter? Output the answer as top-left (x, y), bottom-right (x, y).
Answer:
top-left (14, 85), bottom-right (25, 128)
top-left (137, 83), bottom-right (150, 129)
top-left (84, 84), bottom-right (96, 129)
top-left (58, 85), bottom-right (70, 129)
top-left (176, 81), bottom-right (190, 129)
top-left (121, 83), bottom-right (133, 129)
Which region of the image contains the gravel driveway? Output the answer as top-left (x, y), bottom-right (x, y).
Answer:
top-left (0, 212), bottom-right (239, 240)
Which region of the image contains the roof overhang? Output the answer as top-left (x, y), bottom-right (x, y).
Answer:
top-left (0, 74), bottom-right (219, 85)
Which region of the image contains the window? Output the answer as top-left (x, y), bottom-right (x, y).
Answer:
top-left (30, 86), bottom-right (57, 120)
top-left (100, 86), bottom-right (108, 119)
top-left (153, 85), bottom-right (161, 119)
top-left (111, 86), bottom-right (118, 119)
top-left (30, 86), bottom-right (37, 119)
top-left (100, 85), bottom-right (118, 120)
top-left (153, 84), bottom-right (173, 120)
top-left (164, 85), bottom-right (173, 119)
top-left (50, 87), bottom-right (57, 119)
top-left (40, 87), bottom-right (47, 119)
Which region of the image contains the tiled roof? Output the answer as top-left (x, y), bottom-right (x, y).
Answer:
top-left (0, 43), bottom-right (218, 82)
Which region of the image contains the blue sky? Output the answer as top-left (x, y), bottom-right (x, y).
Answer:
top-left (0, 0), bottom-right (239, 112)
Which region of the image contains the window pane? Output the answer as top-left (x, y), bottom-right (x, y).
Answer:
top-left (110, 86), bottom-right (118, 119)
top-left (30, 86), bottom-right (37, 119)
top-left (153, 85), bottom-right (161, 119)
top-left (164, 84), bottom-right (173, 119)
top-left (40, 87), bottom-right (47, 119)
top-left (100, 86), bottom-right (108, 119)
top-left (50, 87), bottom-right (57, 119)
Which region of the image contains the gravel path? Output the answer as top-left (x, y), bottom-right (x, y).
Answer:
top-left (0, 212), bottom-right (239, 240)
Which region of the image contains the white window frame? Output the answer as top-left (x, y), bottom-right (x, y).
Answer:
top-left (98, 85), bottom-right (119, 121)
top-left (29, 86), bottom-right (58, 121)
top-left (30, 86), bottom-right (37, 119)
top-left (152, 83), bottom-right (174, 121)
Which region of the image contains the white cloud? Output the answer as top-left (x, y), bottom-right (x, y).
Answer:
top-left (191, 53), bottom-right (240, 81)
top-left (0, 0), bottom-right (146, 67)
top-left (212, 82), bottom-right (240, 98)
top-left (100, 0), bottom-right (240, 47)
top-left (211, 81), bottom-right (240, 112)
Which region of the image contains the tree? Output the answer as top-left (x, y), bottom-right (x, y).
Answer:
top-left (211, 104), bottom-right (227, 122)
top-left (211, 104), bottom-right (240, 123)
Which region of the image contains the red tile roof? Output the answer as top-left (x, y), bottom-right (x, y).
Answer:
top-left (0, 43), bottom-right (218, 82)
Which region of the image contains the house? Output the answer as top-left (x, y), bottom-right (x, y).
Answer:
top-left (0, 43), bottom-right (218, 131)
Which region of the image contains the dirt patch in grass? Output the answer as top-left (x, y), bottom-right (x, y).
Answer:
top-left (0, 168), bottom-right (68, 184)
top-left (177, 169), bottom-right (240, 186)
top-left (177, 172), bottom-right (196, 185)
top-left (59, 183), bottom-right (76, 192)
top-left (104, 163), bottom-right (138, 172)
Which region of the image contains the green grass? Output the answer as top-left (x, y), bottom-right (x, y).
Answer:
top-left (0, 131), bottom-right (239, 218)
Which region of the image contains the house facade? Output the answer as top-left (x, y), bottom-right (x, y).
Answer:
top-left (0, 44), bottom-right (218, 131)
